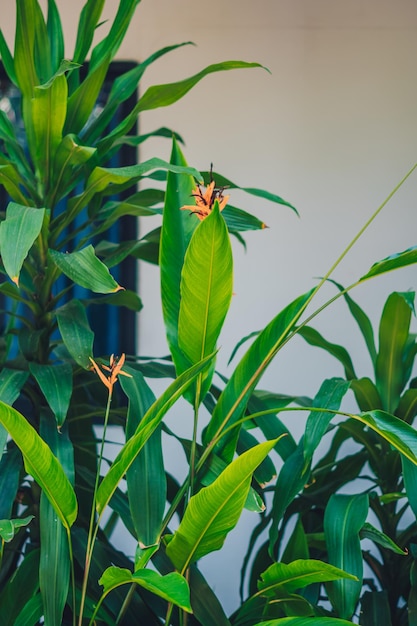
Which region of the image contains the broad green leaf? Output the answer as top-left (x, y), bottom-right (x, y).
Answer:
top-left (297, 326), bottom-right (356, 380)
top-left (166, 438), bottom-right (278, 573)
top-left (0, 401), bottom-right (77, 528)
top-left (359, 522), bottom-right (407, 555)
top-left (56, 299), bottom-right (94, 368)
top-left (47, 0), bottom-right (64, 73)
top-left (120, 367), bottom-right (166, 547)
top-left (31, 73), bottom-right (67, 189)
top-left (39, 418), bottom-right (73, 626)
top-left (99, 566), bottom-right (191, 612)
top-left (96, 353), bottom-right (215, 517)
top-left (98, 61), bottom-right (266, 154)
top-left (160, 138), bottom-right (197, 362)
top-left (29, 363), bottom-right (72, 428)
top-left (304, 378), bottom-right (351, 462)
top-left (14, 0), bottom-right (39, 97)
top-left (324, 493), bottom-right (368, 619)
top-left (202, 170), bottom-right (298, 215)
top-left (258, 559), bottom-right (357, 597)
top-left (203, 290), bottom-right (313, 462)
top-left (0, 516), bottom-right (34, 543)
top-left (49, 246), bottom-right (122, 293)
top-left (0, 203), bottom-right (45, 285)
top-left (375, 292), bottom-right (413, 413)
top-left (179, 201), bottom-right (233, 364)
top-left (14, 593), bottom-right (44, 626)
top-left (360, 245), bottom-right (417, 281)
top-left (360, 590), bottom-right (392, 626)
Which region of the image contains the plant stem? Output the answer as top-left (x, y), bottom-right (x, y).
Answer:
top-left (78, 390), bottom-right (113, 626)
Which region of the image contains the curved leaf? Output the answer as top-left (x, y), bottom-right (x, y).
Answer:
top-left (56, 299), bottom-right (94, 369)
top-left (166, 438), bottom-right (278, 573)
top-left (352, 410), bottom-right (417, 464)
top-left (99, 566), bottom-right (191, 612)
top-left (0, 516), bottom-right (34, 543)
top-left (253, 619), bottom-right (355, 626)
top-left (49, 245), bottom-right (122, 293)
top-left (324, 493), bottom-right (368, 618)
top-left (29, 362), bottom-right (72, 428)
top-left (0, 401), bottom-right (77, 529)
top-left (0, 203), bottom-right (45, 285)
top-left (360, 245), bottom-right (417, 281)
top-left (297, 326), bottom-right (356, 380)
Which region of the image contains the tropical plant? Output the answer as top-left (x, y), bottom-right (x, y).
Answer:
top-left (1, 1), bottom-right (417, 625)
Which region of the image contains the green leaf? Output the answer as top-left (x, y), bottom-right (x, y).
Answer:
top-left (120, 367), bottom-right (166, 547)
top-left (72, 0), bottom-right (105, 65)
top-left (49, 246), bottom-right (122, 293)
top-left (99, 566), bottom-right (191, 612)
top-left (252, 619), bottom-right (355, 625)
top-left (14, 593), bottom-right (44, 626)
top-left (0, 164), bottom-right (33, 204)
top-left (29, 362), bottom-right (72, 428)
top-left (49, 133), bottom-right (96, 202)
top-left (47, 0), bottom-right (64, 73)
top-left (96, 353), bottom-right (215, 518)
top-left (258, 559), bottom-right (357, 596)
top-left (0, 401), bottom-right (77, 529)
top-left (297, 326), bottom-right (356, 380)
top-left (222, 204), bottom-right (268, 232)
top-left (0, 548), bottom-right (40, 626)
top-left (360, 590), bottom-right (392, 626)
top-left (14, 0), bottom-right (39, 96)
top-left (204, 290), bottom-right (314, 462)
top-left (202, 170), bottom-right (298, 215)
top-left (56, 299), bottom-right (94, 368)
top-left (350, 378), bottom-right (382, 412)
top-left (359, 522), bottom-right (407, 555)
top-left (0, 368), bottom-right (29, 406)
top-left (360, 246), bottom-right (417, 281)
top-left (0, 30), bottom-right (17, 85)
top-left (0, 516), bottom-right (34, 542)
top-left (65, 56), bottom-right (110, 134)
top-left (304, 378), bottom-right (351, 462)
top-left (84, 290), bottom-right (142, 312)
top-left (324, 493), bottom-right (368, 619)
top-left (0, 203), bottom-right (45, 285)
top-left (31, 73), bottom-right (67, 188)
top-left (375, 292), bottom-right (413, 413)
top-left (160, 139), bottom-right (197, 363)
top-left (351, 410), bottom-right (417, 464)
top-left (39, 418), bottom-right (73, 626)
top-left (166, 438), bottom-right (278, 573)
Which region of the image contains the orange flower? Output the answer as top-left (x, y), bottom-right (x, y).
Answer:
top-left (89, 353), bottom-right (131, 393)
top-left (181, 180), bottom-right (230, 221)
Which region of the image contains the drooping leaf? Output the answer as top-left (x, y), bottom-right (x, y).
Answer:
top-left (359, 522), bottom-right (407, 555)
top-left (96, 353), bottom-right (215, 518)
top-left (49, 246), bottom-right (122, 293)
top-left (29, 362), bottom-right (72, 428)
top-left (0, 516), bottom-right (34, 543)
top-left (166, 439), bottom-right (278, 573)
top-left (0, 401), bottom-right (77, 529)
top-left (56, 299), bottom-right (94, 369)
top-left (0, 203), bottom-right (45, 285)
top-left (324, 493), bottom-right (368, 619)
top-left (98, 567), bottom-right (191, 612)
top-left (297, 326), bottom-right (356, 380)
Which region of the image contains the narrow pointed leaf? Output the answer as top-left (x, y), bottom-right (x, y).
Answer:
top-left (0, 203), bottom-right (45, 285)
top-left (297, 326), bottom-right (356, 379)
top-left (96, 353), bottom-right (215, 517)
top-left (253, 619), bottom-right (355, 625)
top-left (204, 290), bottom-right (313, 462)
top-left (99, 566), bottom-right (191, 612)
top-left (47, 0), bottom-right (64, 72)
top-left (160, 139), bottom-right (197, 360)
top-left (0, 401), bottom-right (77, 528)
top-left (360, 245), bottom-right (417, 281)
top-left (222, 204), bottom-right (268, 232)
top-left (14, 0), bottom-right (39, 96)
top-left (375, 291), bottom-right (413, 413)
top-left (324, 493), bottom-right (368, 619)
top-left (72, 0), bottom-right (105, 65)
top-left (202, 170), bottom-right (298, 214)
top-left (56, 299), bottom-right (94, 368)
top-left (166, 438), bottom-right (278, 573)
top-left (49, 246), bottom-right (122, 293)
top-left (0, 30), bottom-right (16, 85)
top-left (65, 57), bottom-right (109, 134)
top-left (29, 362), bottom-right (72, 427)
top-left (350, 377), bottom-right (382, 412)
top-left (360, 522), bottom-right (407, 555)
top-left (120, 367), bottom-right (166, 547)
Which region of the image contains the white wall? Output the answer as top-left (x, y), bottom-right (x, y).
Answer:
top-left (6, 0), bottom-right (417, 616)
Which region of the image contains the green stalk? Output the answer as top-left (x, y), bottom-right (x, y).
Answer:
top-left (78, 390), bottom-right (113, 626)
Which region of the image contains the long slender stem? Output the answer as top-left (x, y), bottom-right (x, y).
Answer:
top-left (78, 390), bottom-right (113, 626)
